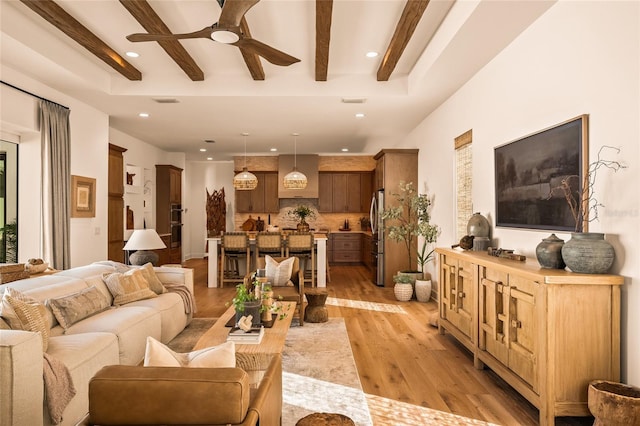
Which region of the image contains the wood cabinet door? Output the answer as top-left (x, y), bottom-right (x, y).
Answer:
top-left (108, 150), bottom-right (124, 196)
top-left (169, 168), bottom-right (181, 203)
top-left (507, 275), bottom-right (538, 390)
top-left (346, 173), bottom-right (361, 212)
top-left (318, 173), bottom-right (333, 212)
top-left (108, 197), bottom-right (124, 262)
top-left (250, 173), bottom-right (266, 212)
top-left (479, 266), bottom-right (509, 365)
top-left (375, 157), bottom-right (384, 190)
top-left (440, 256), bottom-right (475, 341)
top-left (263, 172), bottom-right (279, 213)
top-left (332, 174), bottom-right (348, 212)
top-left (360, 172), bottom-right (373, 213)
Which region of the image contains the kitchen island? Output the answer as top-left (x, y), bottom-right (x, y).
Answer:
top-left (206, 233), bottom-right (328, 288)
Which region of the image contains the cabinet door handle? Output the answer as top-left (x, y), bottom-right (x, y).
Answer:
top-left (458, 292), bottom-right (466, 298)
top-left (496, 281), bottom-right (504, 293)
top-left (511, 319), bottom-right (522, 328)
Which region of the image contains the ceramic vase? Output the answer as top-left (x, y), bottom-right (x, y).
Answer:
top-left (394, 283), bottom-right (413, 301)
top-left (297, 220), bottom-right (310, 232)
top-left (414, 279), bottom-right (432, 302)
top-left (561, 232), bottom-right (615, 274)
top-left (536, 233), bottom-right (566, 269)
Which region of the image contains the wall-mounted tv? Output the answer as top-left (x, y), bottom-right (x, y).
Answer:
top-left (495, 114), bottom-right (588, 231)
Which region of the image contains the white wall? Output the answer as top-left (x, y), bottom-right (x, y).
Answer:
top-left (184, 160), bottom-right (235, 259)
top-left (405, 1), bottom-right (639, 384)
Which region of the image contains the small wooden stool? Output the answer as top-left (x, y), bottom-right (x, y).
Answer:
top-left (304, 289), bottom-right (328, 323)
top-left (296, 412), bottom-right (355, 426)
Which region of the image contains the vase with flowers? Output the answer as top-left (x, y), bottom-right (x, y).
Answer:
top-left (287, 204), bottom-right (316, 232)
top-left (548, 146), bottom-right (626, 273)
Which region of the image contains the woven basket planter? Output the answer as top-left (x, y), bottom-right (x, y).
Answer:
top-left (394, 283), bottom-right (413, 301)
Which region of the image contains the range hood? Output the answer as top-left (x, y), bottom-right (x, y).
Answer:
top-left (278, 154), bottom-right (319, 198)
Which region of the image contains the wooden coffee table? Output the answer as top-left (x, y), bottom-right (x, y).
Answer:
top-left (194, 301), bottom-right (296, 372)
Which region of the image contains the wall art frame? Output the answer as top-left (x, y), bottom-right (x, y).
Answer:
top-left (71, 175), bottom-right (96, 218)
top-left (495, 114), bottom-right (589, 231)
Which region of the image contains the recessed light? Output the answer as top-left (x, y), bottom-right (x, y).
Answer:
top-left (270, 148), bottom-right (277, 152)
top-left (199, 148), bottom-right (207, 152)
top-left (139, 113), bottom-right (149, 118)
top-left (341, 148), bottom-right (349, 152)
top-left (207, 157), bottom-right (213, 161)
top-left (355, 113), bottom-right (365, 118)
top-left (126, 51), bottom-right (139, 58)
top-left (366, 51), bottom-right (378, 58)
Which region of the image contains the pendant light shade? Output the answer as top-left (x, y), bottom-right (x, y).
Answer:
top-left (233, 133), bottom-right (258, 190)
top-left (283, 133), bottom-right (307, 190)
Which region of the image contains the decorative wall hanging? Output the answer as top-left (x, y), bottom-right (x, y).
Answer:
top-left (71, 175), bottom-right (96, 218)
top-left (206, 187), bottom-right (226, 237)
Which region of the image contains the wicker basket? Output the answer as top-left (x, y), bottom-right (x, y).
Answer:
top-left (0, 264), bottom-right (29, 284)
top-left (394, 283), bottom-right (414, 301)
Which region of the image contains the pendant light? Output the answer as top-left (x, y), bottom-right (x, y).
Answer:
top-left (283, 133), bottom-right (308, 189)
top-left (233, 132), bottom-right (258, 190)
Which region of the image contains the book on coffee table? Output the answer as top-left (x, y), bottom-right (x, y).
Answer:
top-left (227, 326), bottom-right (265, 344)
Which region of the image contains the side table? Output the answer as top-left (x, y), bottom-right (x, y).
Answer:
top-left (304, 289), bottom-right (328, 323)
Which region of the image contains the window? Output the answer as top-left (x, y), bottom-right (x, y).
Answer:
top-left (0, 140), bottom-right (18, 262)
top-left (455, 130), bottom-right (472, 240)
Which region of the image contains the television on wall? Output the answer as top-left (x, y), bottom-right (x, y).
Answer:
top-left (494, 114), bottom-right (588, 231)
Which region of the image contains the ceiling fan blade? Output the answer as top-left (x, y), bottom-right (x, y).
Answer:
top-left (127, 27), bottom-right (212, 42)
top-left (218, 0), bottom-right (260, 28)
top-left (234, 38), bottom-right (300, 66)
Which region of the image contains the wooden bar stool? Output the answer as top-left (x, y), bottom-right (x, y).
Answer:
top-left (219, 232), bottom-right (251, 288)
top-left (286, 232), bottom-right (315, 287)
top-left (255, 232), bottom-right (284, 259)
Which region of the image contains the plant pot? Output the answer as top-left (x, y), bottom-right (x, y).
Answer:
top-left (394, 283), bottom-right (413, 301)
top-left (536, 233), bottom-right (566, 269)
top-left (396, 271), bottom-right (422, 284)
top-left (297, 220), bottom-right (310, 232)
top-left (415, 279), bottom-right (432, 302)
top-left (588, 380), bottom-right (640, 426)
top-left (235, 300), bottom-right (262, 327)
top-left (562, 232), bottom-right (615, 274)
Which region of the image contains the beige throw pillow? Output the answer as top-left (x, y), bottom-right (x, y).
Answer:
top-left (265, 256), bottom-right (295, 287)
top-left (1, 287), bottom-right (45, 330)
top-left (47, 286), bottom-right (111, 329)
top-left (143, 336), bottom-right (236, 368)
top-left (139, 263), bottom-right (167, 295)
top-left (102, 269), bottom-right (158, 306)
top-left (2, 288), bottom-right (50, 351)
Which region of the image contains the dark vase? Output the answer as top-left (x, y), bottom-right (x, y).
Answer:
top-left (536, 234), bottom-right (566, 269)
top-left (297, 219), bottom-right (310, 232)
top-left (561, 232), bottom-right (615, 274)
top-left (235, 300), bottom-right (262, 327)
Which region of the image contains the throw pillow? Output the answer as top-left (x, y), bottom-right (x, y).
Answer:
top-left (1, 287), bottom-right (46, 330)
top-left (265, 255), bottom-right (295, 287)
top-left (143, 336), bottom-right (236, 368)
top-left (47, 286), bottom-right (111, 329)
top-left (102, 269), bottom-right (158, 306)
top-left (139, 263), bottom-right (167, 295)
top-left (3, 288), bottom-right (50, 351)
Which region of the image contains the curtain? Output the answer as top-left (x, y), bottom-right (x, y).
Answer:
top-left (39, 100), bottom-right (71, 270)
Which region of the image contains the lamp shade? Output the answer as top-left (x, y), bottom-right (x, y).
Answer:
top-left (233, 167), bottom-right (258, 190)
top-left (283, 167), bottom-right (308, 189)
top-left (123, 229), bottom-right (166, 251)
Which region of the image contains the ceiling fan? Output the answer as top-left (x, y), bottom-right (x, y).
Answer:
top-left (126, 0), bottom-right (300, 66)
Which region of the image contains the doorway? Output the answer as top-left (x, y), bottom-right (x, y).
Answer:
top-left (1, 140), bottom-right (18, 263)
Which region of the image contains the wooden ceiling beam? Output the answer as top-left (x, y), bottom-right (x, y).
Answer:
top-left (315, 0), bottom-right (333, 81)
top-left (19, 0), bottom-right (142, 81)
top-left (239, 17), bottom-right (265, 81)
top-left (377, 0), bottom-right (430, 82)
top-left (119, 0), bottom-right (204, 81)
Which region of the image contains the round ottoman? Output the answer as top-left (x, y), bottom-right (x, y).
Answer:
top-left (296, 413), bottom-right (355, 426)
top-left (304, 289), bottom-right (328, 323)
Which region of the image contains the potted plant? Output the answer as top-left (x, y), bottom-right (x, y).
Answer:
top-left (229, 276), bottom-right (263, 327)
top-left (548, 146), bottom-right (626, 273)
top-left (287, 204), bottom-right (316, 232)
top-left (393, 273), bottom-right (414, 301)
top-left (381, 181), bottom-right (440, 286)
top-left (359, 216), bottom-right (371, 231)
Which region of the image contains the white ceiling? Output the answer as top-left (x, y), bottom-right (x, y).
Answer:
top-left (0, 0), bottom-right (555, 160)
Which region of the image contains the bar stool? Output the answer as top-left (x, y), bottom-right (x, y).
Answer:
top-left (219, 232), bottom-right (251, 288)
top-left (255, 232), bottom-right (284, 259)
top-left (286, 232), bottom-right (315, 287)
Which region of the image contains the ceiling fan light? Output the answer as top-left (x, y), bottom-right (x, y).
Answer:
top-left (233, 167), bottom-right (258, 190)
top-left (283, 167), bottom-right (307, 190)
top-left (211, 30), bottom-right (239, 44)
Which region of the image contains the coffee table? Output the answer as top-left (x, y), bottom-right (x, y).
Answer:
top-left (194, 301), bottom-right (296, 373)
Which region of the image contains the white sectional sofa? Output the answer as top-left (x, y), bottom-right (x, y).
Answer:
top-left (0, 262), bottom-right (194, 426)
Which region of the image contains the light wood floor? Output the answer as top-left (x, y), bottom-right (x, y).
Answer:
top-left (184, 258), bottom-right (592, 426)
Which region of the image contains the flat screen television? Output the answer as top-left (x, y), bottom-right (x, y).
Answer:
top-left (494, 114), bottom-right (588, 231)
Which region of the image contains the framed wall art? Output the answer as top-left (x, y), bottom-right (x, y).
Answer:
top-left (495, 114), bottom-right (588, 231)
top-left (71, 175), bottom-right (96, 218)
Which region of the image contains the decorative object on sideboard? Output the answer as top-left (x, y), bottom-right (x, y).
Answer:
top-left (283, 133), bottom-right (308, 190)
top-left (206, 187), bottom-right (226, 237)
top-left (561, 232), bottom-right (615, 274)
top-left (123, 229), bottom-right (167, 266)
top-left (535, 234), bottom-right (566, 269)
top-left (588, 380), bottom-right (640, 426)
top-left (467, 212), bottom-right (491, 251)
top-left (126, 172), bottom-right (135, 186)
top-left (451, 235), bottom-right (474, 250)
top-left (287, 204), bottom-right (316, 232)
top-left (392, 273), bottom-right (414, 301)
top-left (233, 133), bottom-right (258, 190)
top-left (487, 247), bottom-right (526, 261)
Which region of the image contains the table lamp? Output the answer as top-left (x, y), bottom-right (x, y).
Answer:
top-left (123, 229), bottom-right (166, 266)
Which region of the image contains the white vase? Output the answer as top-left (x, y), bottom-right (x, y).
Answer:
top-left (415, 279), bottom-right (432, 302)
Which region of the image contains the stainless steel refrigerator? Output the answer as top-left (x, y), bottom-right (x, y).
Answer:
top-left (370, 189), bottom-right (384, 286)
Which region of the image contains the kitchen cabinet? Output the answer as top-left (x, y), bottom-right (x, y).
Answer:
top-left (331, 233), bottom-right (362, 263)
top-left (436, 248), bottom-right (623, 426)
top-left (108, 144), bottom-right (127, 262)
top-left (236, 172), bottom-right (279, 213)
top-left (362, 233), bottom-right (373, 270)
top-left (318, 172), bottom-right (373, 213)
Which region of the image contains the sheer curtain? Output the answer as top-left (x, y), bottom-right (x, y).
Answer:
top-left (39, 100), bottom-right (70, 269)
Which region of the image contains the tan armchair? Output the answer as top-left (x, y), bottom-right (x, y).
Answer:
top-left (88, 354), bottom-right (282, 426)
top-left (255, 256), bottom-right (306, 326)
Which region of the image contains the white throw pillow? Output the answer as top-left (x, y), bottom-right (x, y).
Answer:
top-left (144, 336), bottom-right (236, 368)
top-left (1, 288), bottom-right (50, 350)
top-left (265, 256), bottom-right (295, 287)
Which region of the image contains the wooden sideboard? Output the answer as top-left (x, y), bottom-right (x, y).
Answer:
top-left (436, 248), bottom-right (623, 426)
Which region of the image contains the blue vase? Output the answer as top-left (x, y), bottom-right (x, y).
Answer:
top-left (561, 233), bottom-right (615, 274)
